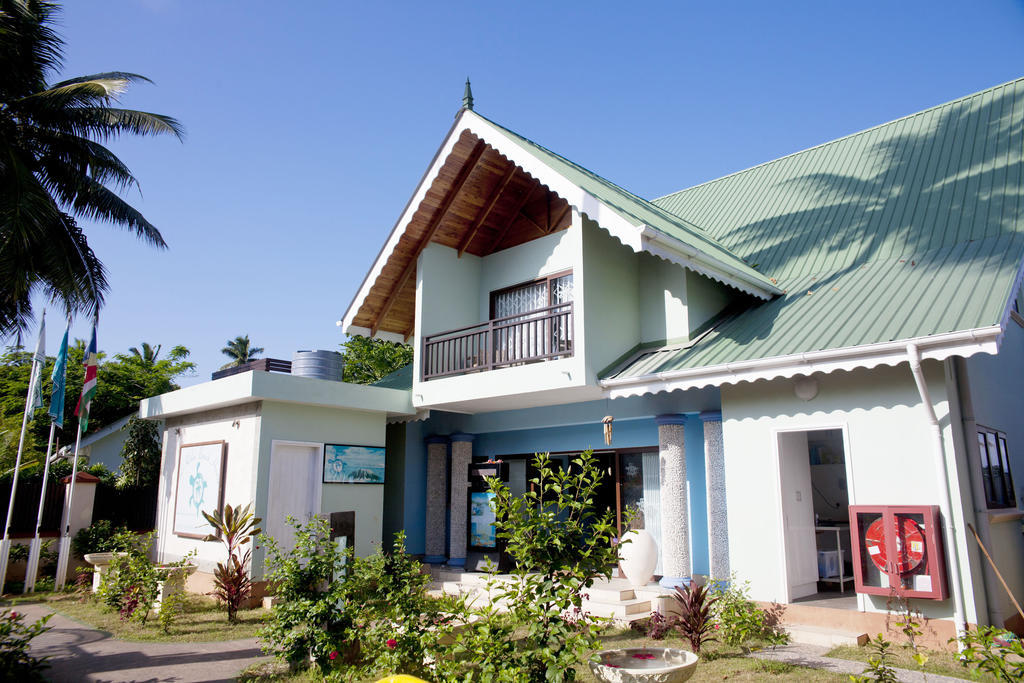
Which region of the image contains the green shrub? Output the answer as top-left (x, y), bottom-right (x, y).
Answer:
top-left (97, 535), bottom-right (159, 623)
top-left (710, 577), bottom-right (788, 652)
top-left (955, 626), bottom-right (1024, 681)
top-left (850, 633), bottom-right (898, 683)
top-left (0, 609), bottom-right (52, 680)
top-left (259, 519), bottom-right (466, 679)
top-left (454, 449), bottom-right (620, 681)
top-left (71, 520), bottom-right (137, 559)
top-left (201, 502), bottom-right (261, 624)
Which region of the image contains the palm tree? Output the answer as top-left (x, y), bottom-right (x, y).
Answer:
top-left (129, 342), bottom-right (161, 365)
top-left (220, 335), bottom-right (264, 369)
top-left (0, 1), bottom-right (183, 336)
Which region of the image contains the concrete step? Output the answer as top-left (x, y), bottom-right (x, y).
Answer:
top-left (785, 624), bottom-right (869, 648)
top-left (584, 585), bottom-right (637, 603)
top-left (583, 597), bottom-right (652, 620)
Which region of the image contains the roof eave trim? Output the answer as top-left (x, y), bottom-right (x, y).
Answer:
top-left (639, 228), bottom-right (779, 299)
top-left (599, 325), bottom-right (1004, 399)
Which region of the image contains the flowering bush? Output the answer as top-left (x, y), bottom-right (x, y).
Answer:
top-left (259, 520), bottom-right (466, 679)
top-left (0, 609), bottom-right (51, 680)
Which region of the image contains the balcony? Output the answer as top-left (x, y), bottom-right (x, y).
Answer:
top-left (422, 302), bottom-right (574, 380)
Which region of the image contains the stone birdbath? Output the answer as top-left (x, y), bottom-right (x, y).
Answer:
top-left (589, 647), bottom-right (699, 683)
top-left (83, 552), bottom-right (128, 593)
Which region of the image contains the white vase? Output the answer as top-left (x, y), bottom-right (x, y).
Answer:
top-left (618, 529), bottom-right (658, 588)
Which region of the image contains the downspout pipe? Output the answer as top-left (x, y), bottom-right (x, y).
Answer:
top-left (907, 343), bottom-right (968, 642)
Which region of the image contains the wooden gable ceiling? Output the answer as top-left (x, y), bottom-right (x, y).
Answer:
top-left (353, 130), bottom-right (573, 338)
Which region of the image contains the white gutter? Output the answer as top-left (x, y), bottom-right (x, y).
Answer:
top-left (601, 325), bottom-right (1003, 398)
top-left (906, 343), bottom-right (968, 644)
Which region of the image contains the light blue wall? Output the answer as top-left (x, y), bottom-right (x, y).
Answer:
top-left (393, 391), bottom-right (716, 574)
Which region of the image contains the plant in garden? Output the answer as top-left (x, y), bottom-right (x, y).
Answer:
top-left (633, 610), bottom-right (676, 640)
top-left (97, 534), bottom-right (159, 623)
top-left (709, 577), bottom-right (789, 653)
top-left (156, 588), bottom-right (188, 634)
top-left (202, 502), bottom-right (261, 623)
top-left (954, 626), bottom-right (1024, 681)
top-left (850, 633), bottom-right (898, 683)
top-left (71, 520), bottom-right (137, 558)
top-left (673, 582), bottom-right (718, 654)
top-left (0, 609), bottom-right (51, 680)
top-left (457, 449), bottom-right (620, 681)
top-left (259, 518), bottom-right (466, 679)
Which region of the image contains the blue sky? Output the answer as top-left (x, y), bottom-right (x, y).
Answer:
top-left (21, 1), bottom-right (1024, 385)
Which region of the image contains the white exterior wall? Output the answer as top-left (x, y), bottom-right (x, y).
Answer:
top-left (639, 252), bottom-right (688, 343)
top-left (582, 216), bottom-right (640, 379)
top-left (155, 402), bottom-right (262, 573)
top-left (686, 270), bottom-right (732, 335)
top-left (253, 401), bottom-right (388, 574)
top-left (721, 362), bottom-right (979, 623)
top-left (962, 321), bottom-right (1024, 625)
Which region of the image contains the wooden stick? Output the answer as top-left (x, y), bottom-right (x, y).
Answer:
top-left (967, 522), bottom-right (1024, 623)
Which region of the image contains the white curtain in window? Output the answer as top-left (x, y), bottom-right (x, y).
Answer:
top-left (642, 451), bottom-right (663, 576)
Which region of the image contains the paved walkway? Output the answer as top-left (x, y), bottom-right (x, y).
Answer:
top-left (750, 643), bottom-right (966, 683)
top-left (21, 603), bottom-right (272, 682)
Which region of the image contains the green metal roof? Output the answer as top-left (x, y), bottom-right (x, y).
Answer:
top-left (371, 363), bottom-right (413, 390)
top-left (606, 78), bottom-right (1024, 381)
top-left (471, 112), bottom-right (780, 296)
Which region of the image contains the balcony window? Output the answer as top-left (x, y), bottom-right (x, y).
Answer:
top-left (423, 272), bottom-right (574, 380)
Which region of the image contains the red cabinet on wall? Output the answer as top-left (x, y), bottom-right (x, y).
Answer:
top-left (848, 505), bottom-right (948, 600)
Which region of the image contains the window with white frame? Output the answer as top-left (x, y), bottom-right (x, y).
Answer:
top-left (977, 427), bottom-right (1017, 509)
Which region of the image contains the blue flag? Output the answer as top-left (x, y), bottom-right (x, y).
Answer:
top-left (48, 324), bottom-right (69, 428)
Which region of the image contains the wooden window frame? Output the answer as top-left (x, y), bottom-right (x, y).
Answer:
top-left (488, 269), bottom-right (573, 319)
top-left (977, 426), bottom-right (1017, 510)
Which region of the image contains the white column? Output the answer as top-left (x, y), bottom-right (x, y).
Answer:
top-left (701, 411), bottom-right (729, 581)
top-left (424, 436), bottom-right (449, 563)
top-left (447, 434), bottom-right (474, 567)
top-left (657, 414), bottom-right (690, 589)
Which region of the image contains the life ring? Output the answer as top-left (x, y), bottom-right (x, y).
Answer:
top-left (864, 516), bottom-right (926, 574)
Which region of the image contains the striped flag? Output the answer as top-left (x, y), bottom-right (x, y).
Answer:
top-left (74, 324), bottom-right (98, 433)
top-left (49, 323), bottom-right (69, 429)
top-left (27, 313), bottom-right (46, 414)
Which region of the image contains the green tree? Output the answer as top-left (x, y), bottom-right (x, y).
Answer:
top-left (0, 0), bottom-right (184, 337)
top-left (115, 416), bottom-right (160, 489)
top-left (340, 335), bottom-right (412, 384)
top-left (220, 335), bottom-right (263, 369)
top-left (128, 342), bottom-right (160, 365)
top-left (0, 340), bottom-right (194, 471)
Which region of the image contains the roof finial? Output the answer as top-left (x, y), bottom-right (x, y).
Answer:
top-left (462, 78), bottom-right (474, 111)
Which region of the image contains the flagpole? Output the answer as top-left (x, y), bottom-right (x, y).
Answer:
top-left (0, 313), bottom-right (46, 593)
top-left (54, 426), bottom-right (83, 590)
top-left (24, 423), bottom-right (56, 594)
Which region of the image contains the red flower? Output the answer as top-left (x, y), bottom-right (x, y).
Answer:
top-left (329, 651), bottom-right (338, 661)
top-left (8, 612), bottom-right (17, 619)
top-left (714, 623), bottom-right (720, 629)
top-left (632, 653), bottom-right (656, 660)
top-left (386, 638), bottom-right (398, 649)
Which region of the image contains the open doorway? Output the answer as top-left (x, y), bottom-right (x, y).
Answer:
top-left (777, 429), bottom-right (854, 607)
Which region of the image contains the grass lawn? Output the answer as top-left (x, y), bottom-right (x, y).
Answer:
top-left (825, 643), bottom-right (997, 682)
top-left (239, 629), bottom-right (848, 682)
top-left (1, 590), bottom-right (267, 642)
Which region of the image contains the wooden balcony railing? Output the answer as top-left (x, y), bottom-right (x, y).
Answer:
top-left (422, 302), bottom-right (574, 380)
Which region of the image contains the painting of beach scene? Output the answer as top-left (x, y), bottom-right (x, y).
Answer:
top-left (323, 444), bottom-right (386, 484)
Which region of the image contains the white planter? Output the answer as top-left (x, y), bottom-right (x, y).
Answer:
top-left (590, 648), bottom-right (698, 683)
top-left (153, 563), bottom-right (197, 614)
top-left (618, 529), bottom-right (659, 588)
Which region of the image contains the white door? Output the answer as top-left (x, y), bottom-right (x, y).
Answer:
top-left (264, 444), bottom-right (321, 554)
top-left (777, 432), bottom-right (818, 600)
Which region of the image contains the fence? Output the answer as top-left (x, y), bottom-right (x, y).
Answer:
top-left (91, 483), bottom-right (159, 531)
top-left (0, 479), bottom-right (65, 535)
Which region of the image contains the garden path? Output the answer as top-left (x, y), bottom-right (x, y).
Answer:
top-left (750, 642), bottom-right (967, 682)
top-left (21, 603), bottom-right (272, 682)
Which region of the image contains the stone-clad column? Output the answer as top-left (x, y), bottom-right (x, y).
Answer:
top-left (701, 411), bottom-right (729, 581)
top-left (656, 414), bottom-right (690, 589)
top-left (424, 436), bottom-right (449, 564)
top-left (447, 433), bottom-right (475, 567)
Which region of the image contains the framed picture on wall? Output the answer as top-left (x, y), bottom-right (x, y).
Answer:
top-left (323, 444), bottom-right (385, 484)
top-left (173, 441), bottom-right (227, 538)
